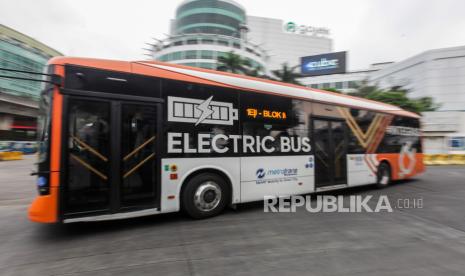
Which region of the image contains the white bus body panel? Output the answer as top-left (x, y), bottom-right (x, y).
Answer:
top-left (65, 155), bottom-right (378, 222)
top-left (160, 154), bottom-right (377, 214)
top-left (240, 155), bottom-right (315, 202)
top-left (347, 154), bottom-right (377, 186)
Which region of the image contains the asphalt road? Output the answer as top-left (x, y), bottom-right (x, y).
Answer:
top-left (1, 156), bottom-right (465, 276)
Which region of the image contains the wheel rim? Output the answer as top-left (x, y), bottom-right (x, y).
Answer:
top-left (194, 181), bottom-right (222, 212)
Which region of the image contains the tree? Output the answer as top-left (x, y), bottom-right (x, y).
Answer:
top-left (217, 51), bottom-right (250, 74)
top-left (243, 65), bottom-right (261, 77)
top-left (272, 63), bottom-right (302, 85)
top-left (348, 84), bottom-right (439, 113)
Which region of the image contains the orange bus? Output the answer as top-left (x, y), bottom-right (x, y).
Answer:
top-left (29, 57), bottom-right (424, 223)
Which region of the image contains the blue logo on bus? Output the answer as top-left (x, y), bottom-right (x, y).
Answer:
top-left (256, 168), bottom-right (266, 179)
top-left (305, 157), bottom-right (314, 169)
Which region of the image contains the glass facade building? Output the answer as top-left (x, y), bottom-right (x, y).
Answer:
top-left (0, 24), bottom-right (61, 141)
top-left (174, 0), bottom-right (246, 38)
top-left (0, 24), bottom-right (61, 99)
top-left (150, 0), bottom-right (268, 73)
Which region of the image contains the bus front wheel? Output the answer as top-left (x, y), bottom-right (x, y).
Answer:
top-left (181, 173), bottom-right (230, 219)
top-left (376, 162), bottom-right (391, 188)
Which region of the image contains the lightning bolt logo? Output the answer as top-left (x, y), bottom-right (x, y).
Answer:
top-left (195, 96), bottom-right (214, 126)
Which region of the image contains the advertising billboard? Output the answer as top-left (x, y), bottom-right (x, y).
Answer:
top-left (300, 51), bottom-right (347, 76)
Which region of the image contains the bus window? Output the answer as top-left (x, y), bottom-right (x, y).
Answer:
top-left (37, 89), bottom-right (52, 163)
top-left (66, 100), bottom-right (110, 214)
top-left (121, 104), bottom-right (157, 207)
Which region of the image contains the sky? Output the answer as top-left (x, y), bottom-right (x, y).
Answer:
top-left (1, 0), bottom-right (465, 70)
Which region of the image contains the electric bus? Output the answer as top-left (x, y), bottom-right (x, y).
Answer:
top-left (29, 57), bottom-right (424, 223)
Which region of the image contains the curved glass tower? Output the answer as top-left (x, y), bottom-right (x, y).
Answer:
top-left (150, 0), bottom-right (268, 73)
top-left (174, 0), bottom-right (246, 38)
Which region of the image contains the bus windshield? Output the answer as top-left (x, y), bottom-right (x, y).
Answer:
top-left (37, 88), bottom-right (52, 163)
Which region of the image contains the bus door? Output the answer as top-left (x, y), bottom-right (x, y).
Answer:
top-left (62, 96), bottom-right (161, 217)
top-left (312, 118), bottom-right (348, 190)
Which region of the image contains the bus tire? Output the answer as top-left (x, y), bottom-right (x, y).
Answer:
top-left (181, 173), bottom-right (230, 219)
top-left (376, 162), bottom-right (391, 188)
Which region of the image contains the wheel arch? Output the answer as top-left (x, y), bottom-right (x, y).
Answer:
top-left (178, 166), bottom-right (234, 206)
top-left (377, 158), bottom-right (393, 179)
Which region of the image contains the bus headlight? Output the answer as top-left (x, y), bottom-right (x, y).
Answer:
top-left (37, 176), bottom-right (47, 187)
top-left (37, 176), bottom-right (49, 195)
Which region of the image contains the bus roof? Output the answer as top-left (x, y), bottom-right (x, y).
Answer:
top-left (49, 57), bottom-right (420, 118)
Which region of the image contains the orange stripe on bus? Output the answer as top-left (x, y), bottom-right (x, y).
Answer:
top-left (28, 64), bottom-right (65, 223)
top-left (50, 65), bottom-right (64, 188)
top-left (376, 153), bottom-right (424, 180)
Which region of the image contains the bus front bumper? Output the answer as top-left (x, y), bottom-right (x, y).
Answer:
top-left (28, 187), bottom-right (59, 223)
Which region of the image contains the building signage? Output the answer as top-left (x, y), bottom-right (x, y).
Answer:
top-left (283, 22), bottom-right (330, 37)
top-left (300, 51), bottom-right (347, 76)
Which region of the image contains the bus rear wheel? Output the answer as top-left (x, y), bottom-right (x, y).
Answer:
top-left (376, 162), bottom-right (391, 188)
top-left (182, 173), bottom-right (229, 219)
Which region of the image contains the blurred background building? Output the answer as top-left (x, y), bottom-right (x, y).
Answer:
top-left (148, 0), bottom-right (332, 75)
top-left (421, 112), bottom-right (465, 154)
top-left (0, 24), bottom-right (62, 141)
top-left (300, 46), bottom-right (465, 112)
top-left (149, 0), bottom-right (269, 74)
top-left (146, 0), bottom-right (464, 154)
top-left (247, 16), bottom-right (331, 71)
top-left (1, 0), bottom-right (462, 153)
top-left (298, 46), bottom-right (465, 153)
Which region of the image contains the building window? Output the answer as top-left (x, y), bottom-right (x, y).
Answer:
top-left (200, 50), bottom-right (214, 59)
top-left (172, 52), bottom-right (183, 60)
top-left (348, 81), bottom-right (358, 89)
top-left (322, 83), bottom-right (330, 89)
top-left (181, 62), bottom-right (197, 67)
top-left (164, 53), bottom-right (173, 61)
top-left (186, 39), bottom-right (198, 45)
top-left (173, 40), bottom-right (183, 46)
top-left (185, 50), bottom-right (197, 59)
top-left (159, 54), bottom-right (168, 62)
top-left (197, 62), bottom-right (215, 69)
top-left (450, 137), bottom-right (465, 149)
top-left (310, 84), bottom-right (318, 89)
top-left (217, 51), bottom-right (228, 59)
top-left (335, 82), bottom-right (342, 89)
top-left (217, 40), bottom-right (229, 46)
top-left (233, 43), bottom-right (241, 49)
top-left (201, 39), bottom-right (214, 44)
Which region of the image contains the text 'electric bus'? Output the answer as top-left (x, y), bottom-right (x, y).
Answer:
top-left (29, 57), bottom-right (424, 223)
